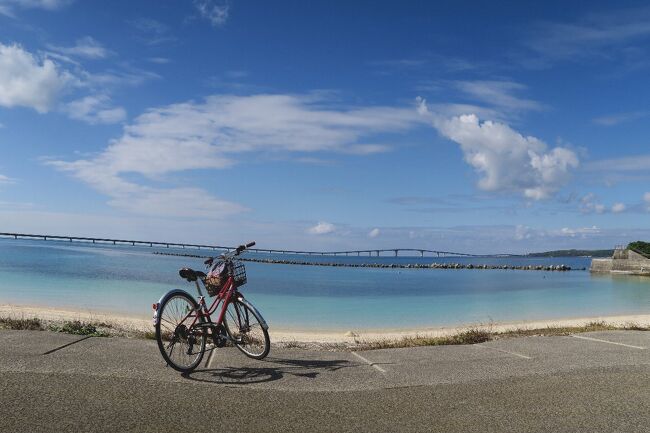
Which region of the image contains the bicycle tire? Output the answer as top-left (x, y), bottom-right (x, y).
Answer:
top-left (223, 299), bottom-right (270, 360)
top-left (155, 291), bottom-right (207, 373)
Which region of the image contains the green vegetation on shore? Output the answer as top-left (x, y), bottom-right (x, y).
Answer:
top-left (355, 321), bottom-right (649, 350)
top-left (3, 315), bottom-right (649, 351)
top-left (0, 317), bottom-right (110, 337)
top-left (628, 241), bottom-right (650, 258)
top-left (527, 249), bottom-right (614, 258)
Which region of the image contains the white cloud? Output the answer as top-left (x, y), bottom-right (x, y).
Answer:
top-left (48, 36), bottom-right (110, 59)
top-left (593, 111), bottom-right (649, 126)
top-left (514, 224), bottom-right (533, 241)
top-left (419, 101), bottom-right (579, 200)
top-left (525, 7), bottom-right (650, 65)
top-left (128, 18), bottom-right (176, 45)
top-left (0, 0), bottom-right (72, 16)
top-left (612, 202), bottom-right (626, 213)
top-left (586, 155), bottom-right (650, 172)
top-left (148, 57), bottom-right (170, 64)
top-left (454, 80), bottom-right (544, 114)
top-left (194, 0), bottom-right (229, 27)
top-left (57, 93), bottom-right (419, 176)
top-left (308, 221), bottom-right (335, 235)
top-left (368, 228), bottom-right (380, 238)
top-left (0, 174), bottom-right (14, 184)
top-left (557, 226), bottom-right (601, 238)
top-left (49, 93), bottom-right (421, 218)
top-left (645, 192), bottom-right (650, 210)
top-left (580, 193), bottom-right (606, 214)
top-left (0, 43), bottom-right (70, 113)
top-left (64, 95), bottom-right (126, 124)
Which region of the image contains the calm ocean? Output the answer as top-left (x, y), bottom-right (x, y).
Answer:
top-left (1, 238), bottom-right (649, 330)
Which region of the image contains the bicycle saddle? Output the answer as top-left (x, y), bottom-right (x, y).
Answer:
top-left (179, 268), bottom-right (206, 282)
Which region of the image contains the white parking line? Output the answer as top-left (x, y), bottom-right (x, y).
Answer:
top-left (570, 335), bottom-right (646, 350)
top-left (474, 344), bottom-right (532, 360)
top-left (351, 352), bottom-right (387, 374)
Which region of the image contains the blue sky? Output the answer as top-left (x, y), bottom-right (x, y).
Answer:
top-left (1, 0), bottom-right (649, 253)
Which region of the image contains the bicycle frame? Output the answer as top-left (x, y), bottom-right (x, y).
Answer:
top-left (180, 274), bottom-right (240, 335)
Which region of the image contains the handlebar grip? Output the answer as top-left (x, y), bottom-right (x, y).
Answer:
top-left (245, 241), bottom-right (256, 248)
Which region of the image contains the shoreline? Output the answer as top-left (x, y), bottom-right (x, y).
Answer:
top-left (2, 303), bottom-right (649, 344)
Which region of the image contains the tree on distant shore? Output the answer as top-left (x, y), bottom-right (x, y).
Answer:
top-left (628, 241), bottom-right (650, 258)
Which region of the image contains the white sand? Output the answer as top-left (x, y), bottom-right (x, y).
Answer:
top-left (2, 303), bottom-right (649, 343)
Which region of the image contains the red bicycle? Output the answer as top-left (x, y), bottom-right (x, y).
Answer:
top-left (152, 241), bottom-right (270, 373)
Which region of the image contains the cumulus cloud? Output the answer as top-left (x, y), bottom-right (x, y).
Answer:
top-left (612, 202), bottom-right (626, 213)
top-left (0, 43), bottom-right (70, 113)
top-left (63, 94), bottom-right (126, 124)
top-left (194, 0), bottom-right (229, 27)
top-left (421, 104), bottom-right (579, 199)
top-left (48, 36), bottom-right (110, 59)
top-left (368, 228), bottom-right (380, 238)
top-left (308, 221), bottom-right (335, 235)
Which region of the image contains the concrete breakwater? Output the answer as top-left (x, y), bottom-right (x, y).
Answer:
top-left (153, 251), bottom-right (580, 271)
top-left (591, 248), bottom-right (650, 276)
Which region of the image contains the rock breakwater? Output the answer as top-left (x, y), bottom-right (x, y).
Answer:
top-left (153, 252), bottom-right (581, 271)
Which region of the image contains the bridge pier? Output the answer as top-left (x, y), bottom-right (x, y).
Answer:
top-left (420, 250), bottom-right (424, 257)
top-left (394, 250), bottom-right (398, 257)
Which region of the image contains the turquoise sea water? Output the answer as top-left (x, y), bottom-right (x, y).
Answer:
top-left (0, 239), bottom-right (649, 330)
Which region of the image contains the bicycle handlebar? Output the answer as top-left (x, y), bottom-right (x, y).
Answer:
top-left (204, 241), bottom-right (256, 265)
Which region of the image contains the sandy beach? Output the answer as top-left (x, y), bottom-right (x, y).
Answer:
top-left (2, 303), bottom-right (649, 344)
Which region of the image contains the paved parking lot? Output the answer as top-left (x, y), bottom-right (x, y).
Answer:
top-left (1, 330), bottom-right (649, 432)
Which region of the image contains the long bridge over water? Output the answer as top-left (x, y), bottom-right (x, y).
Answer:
top-left (0, 232), bottom-right (511, 257)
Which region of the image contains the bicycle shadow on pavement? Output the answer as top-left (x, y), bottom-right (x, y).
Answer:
top-left (182, 357), bottom-right (357, 385)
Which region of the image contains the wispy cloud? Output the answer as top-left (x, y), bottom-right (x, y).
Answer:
top-left (128, 18), bottom-right (176, 45)
top-left (0, 174), bottom-right (14, 184)
top-left (193, 0), bottom-right (229, 27)
top-left (593, 111), bottom-right (649, 126)
top-left (453, 80), bottom-right (545, 114)
top-left (523, 6), bottom-right (650, 67)
top-left (0, 0), bottom-right (73, 17)
top-left (48, 93), bottom-right (425, 217)
top-left (47, 36), bottom-right (110, 60)
top-left (585, 155), bottom-right (650, 172)
top-left (63, 94), bottom-right (126, 124)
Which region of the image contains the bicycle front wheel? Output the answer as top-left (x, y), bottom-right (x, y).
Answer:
top-left (155, 291), bottom-right (207, 373)
top-left (223, 299), bottom-right (270, 360)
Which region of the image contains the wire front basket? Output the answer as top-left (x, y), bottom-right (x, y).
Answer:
top-left (232, 260), bottom-right (247, 287)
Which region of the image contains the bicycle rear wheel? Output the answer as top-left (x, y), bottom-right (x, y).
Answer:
top-left (223, 299), bottom-right (270, 360)
top-left (155, 292), bottom-right (207, 373)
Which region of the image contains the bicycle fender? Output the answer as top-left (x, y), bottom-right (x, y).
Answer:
top-left (236, 295), bottom-right (269, 331)
top-left (152, 289), bottom-right (193, 326)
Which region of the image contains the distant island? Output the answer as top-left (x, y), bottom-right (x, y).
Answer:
top-left (527, 249), bottom-right (614, 258)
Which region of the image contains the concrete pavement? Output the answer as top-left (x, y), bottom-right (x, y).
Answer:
top-left (1, 330), bottom-right (649, 432)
